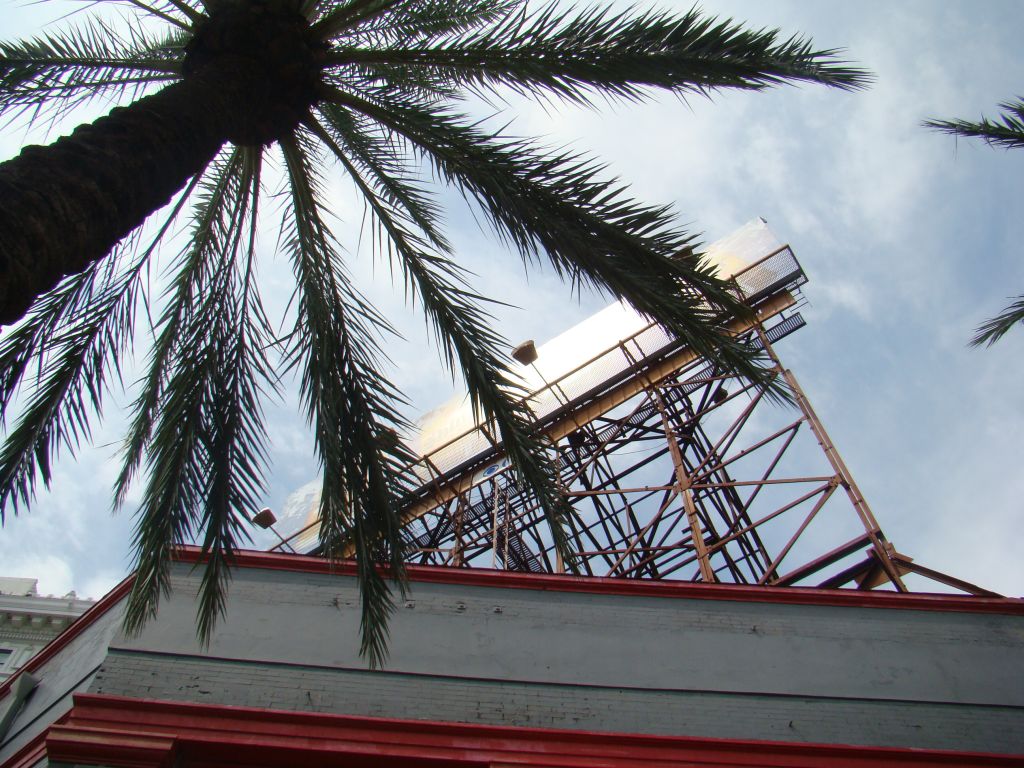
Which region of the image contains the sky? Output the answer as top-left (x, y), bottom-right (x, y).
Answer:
top-left (1, 0), bottom-right (1023, 602)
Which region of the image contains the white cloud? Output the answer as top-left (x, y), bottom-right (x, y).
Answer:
top-left (1, 554), bottom-right (73, 598)
top-left (2, 0), bottom-right (1023, 603)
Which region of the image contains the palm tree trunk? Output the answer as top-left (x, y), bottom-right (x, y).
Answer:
top-left (0, 74), bottom-right (239, 326)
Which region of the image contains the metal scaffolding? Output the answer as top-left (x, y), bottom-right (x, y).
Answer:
top-left (272, 235), bottom-right (995, 597)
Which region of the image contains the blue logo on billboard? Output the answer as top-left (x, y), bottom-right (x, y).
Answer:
top-left (481, 459), bottom-right (511, 478)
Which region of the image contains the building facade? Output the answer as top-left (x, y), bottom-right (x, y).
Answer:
top-left (0, 578), bottom-right (92, 685)
top-left (2, 222), bottom-right (1021, 766)
top-left (1, 549), bottom-right (1022, 767)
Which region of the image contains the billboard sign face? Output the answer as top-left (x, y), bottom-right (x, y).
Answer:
top-left (274, 219), bottom-right (788, 552)
top-left (409, 218), bottom-right (785, 465)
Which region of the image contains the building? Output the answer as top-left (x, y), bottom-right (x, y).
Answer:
top-left (0, 578), bottom-right (92, 685)
top-left (0, 551), bottom-right (1022, 767)
top-left (1, 222), bottom-right (1022, 766)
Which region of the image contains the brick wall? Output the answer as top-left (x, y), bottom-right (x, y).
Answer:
top-left (91, 648), bottom-right (1024, 751)
top-left (83, 561), bottom-right (1024, 752)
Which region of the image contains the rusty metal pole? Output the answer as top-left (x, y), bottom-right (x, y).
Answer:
top-left (754, 324), bottom-right (908, 592)
top-left (653, 389), bottom-right (717, 583)
top-left (452, 498), bottom-right (465, 567)
top-left (617, 339), bottom-right (717, 583)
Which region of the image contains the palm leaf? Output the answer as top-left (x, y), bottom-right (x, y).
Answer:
top-left (0, 171), bottom-right (203, 521)
top-left (926, 98), bottom-right (1024, 151)
top-left (279, 129), bottom-right (418, 668)
top-left (971, 296), bottom-right (1024, 347)
top-left (101, 0), bottom-right (204, 28)
top-left (326, 88), bottom-right (779, 395)
top-left (123, 146), bottom-right (272, 639)
top-left (320, 0), bottom-right (519, 47)
top-left (311, 109), bottom-right (579, 567)
top-left (328, 3), bottom-right (869, 104)
top-left (193, 151), bottom-right (276, 641)
top-left (313, 0), bottom-right (406, 39)
top-left (317, 102), bottom-right (448, 249)
top-left (113, 150), bottom-right (240, 508)
top-left (0, 254), bottom-right (138, 519)
top-left (0, 17), bottom-right (183, 125)
top-left (928, 98), bottom-right (1024, 348)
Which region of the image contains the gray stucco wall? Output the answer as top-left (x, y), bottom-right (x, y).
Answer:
top-left (0, 599), bottom-right (123, 766)
top-left (79, 563), bottom-right (1024, 753)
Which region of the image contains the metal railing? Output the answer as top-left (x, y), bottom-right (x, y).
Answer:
top-left (273, 246), bottom-right (806, 554)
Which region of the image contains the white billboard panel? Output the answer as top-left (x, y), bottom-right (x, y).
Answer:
top-left (273, 219), bottom-right (789, 552)
top-left (410, 218), bottom-right (785, 461)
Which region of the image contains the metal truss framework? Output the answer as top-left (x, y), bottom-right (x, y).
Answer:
top-left (274, 247), bottom-right (994, 597)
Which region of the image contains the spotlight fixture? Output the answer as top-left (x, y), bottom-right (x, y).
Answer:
top-left (512, 340), bottom-right (539, 365)
top-left (253, 507), bottom-right (277, 529)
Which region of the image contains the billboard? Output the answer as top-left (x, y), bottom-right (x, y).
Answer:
top-left (273, 219), bottom-right (791, 552)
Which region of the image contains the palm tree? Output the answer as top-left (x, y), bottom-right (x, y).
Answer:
top-left (926, 98), bottom-right (1024, 346)
top-left (0, 0), bottom-right (868, 665)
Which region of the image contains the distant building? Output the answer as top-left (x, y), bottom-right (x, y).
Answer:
top-left (0, 577), bottom-right (93, 684)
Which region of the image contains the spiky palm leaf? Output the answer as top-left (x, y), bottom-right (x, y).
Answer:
top-left (0, 0), bottom-right (869, 662)
top-left (925, 98), bottom-right (1024, 151)
top-left (970, 296), bottom-right (1024, 348)
top-left (927, 98), bottom-right (1024, 345)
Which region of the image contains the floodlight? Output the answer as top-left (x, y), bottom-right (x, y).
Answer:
top-left (512, 340), bottom-right (539, 365)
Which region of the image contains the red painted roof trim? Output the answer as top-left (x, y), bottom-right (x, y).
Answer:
top-left (177, 546), bottom-right (1024, 616)
top-left (0, 730), bottom-right (47, 768)
top-left (0, 710), bottom-right (72, 768)
top-left (35, 693), bottom-right (1024, 767)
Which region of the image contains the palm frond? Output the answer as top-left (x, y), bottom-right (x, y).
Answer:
top-left (279, 129), bottom-right (418, 668)
top-left (321, 0), bottom-right (520, 48)
top-left (311, 110), bottom-right (578, 567)
top-left (0, 17), bottom-right (183, 125)
top-left (112, 0), bottom-right (203, 29)
top-left (926, 98), bottom-right (1024, 151)
top-left (971, 296), bottom-right (1024, 347)
top-left (0, 170), bottom-right (203, 522)
top-left (328, 3), bottom-right (869, 105)
top-left (927, 98), bottom-right (1024, 348)
top-left (318, 102), bottom-right (448, 250)
top-left (123, 147), bottom-right (273, 640)
top-left (0, 170), bottom-right (201, 428)
top-left (312, 0), bottom-right (406, 40)
top-left (0, 253), bottom-right (138, 521)
top-left (113, 152), bottom-right (237, 508)
top-left (327, 88), bottom-right (780, 395)
top-left (157, 0), bottom-right (205, 26)
top-left (194, 150), bottom-right (276, 642)
top-left (0, 262), bottom-right (108, 427)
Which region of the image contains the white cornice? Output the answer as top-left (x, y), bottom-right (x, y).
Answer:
top-left (0, 593), bottom-right (93, 640)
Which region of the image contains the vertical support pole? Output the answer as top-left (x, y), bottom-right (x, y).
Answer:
top-left (491, 477), bottom-right (500, 569)
top-left (503, 488), bottom-right (510, 569)
top-left (754, 324), bottom-right (908, 592)
top-left (452, 498), bottom-right (465, 566)
top-left (654, 390), bottom-right (717, 583)
top-left (617, 337), bottom-right (716, 582)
